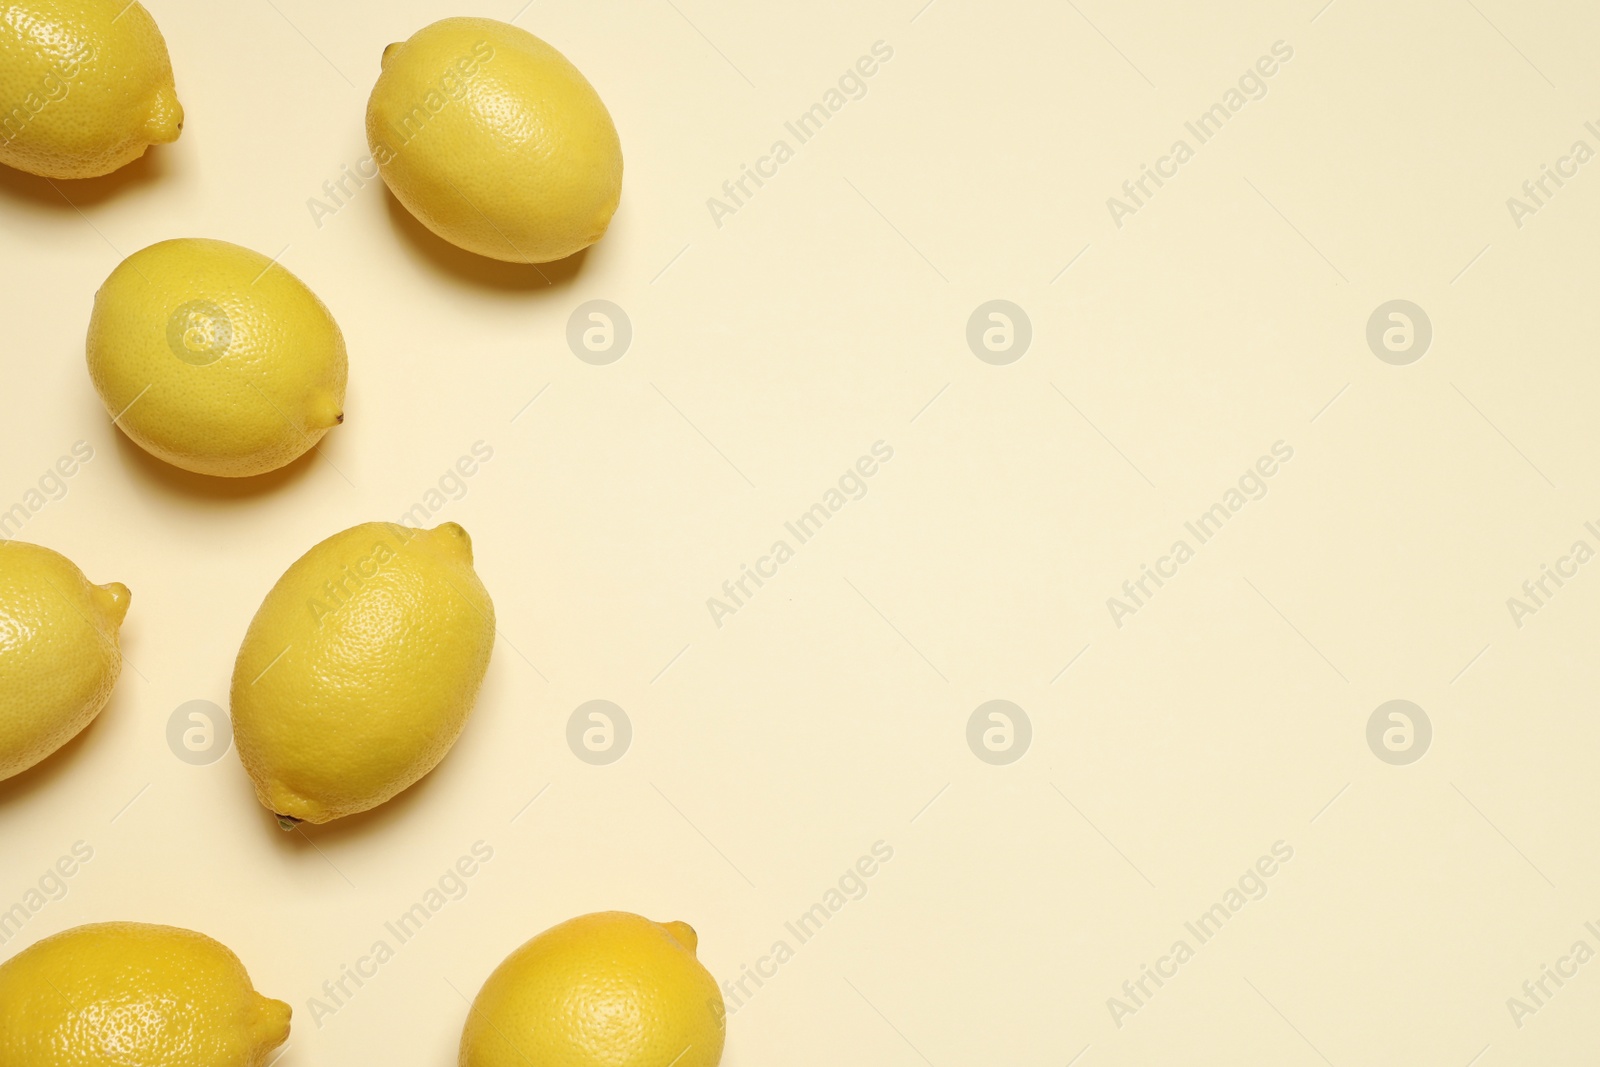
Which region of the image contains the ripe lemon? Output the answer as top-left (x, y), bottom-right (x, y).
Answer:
top-left (231, 522), bottom-right (495, 825)
top-left (366, 17), bottom-right (623, 263)
top-left (0, 0), bottom-right (183, 179)
top-left (0, 541), bottom-right (128, 782)
top-left (86, 238), bottom-right (348, 478)
top-left (0, 922), bottom-right (289, 1067)
top-left (460, 912), bottom-right (726, 1067)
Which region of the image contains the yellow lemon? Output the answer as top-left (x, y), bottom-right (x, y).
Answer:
top-left (460, 912), bottom-right (726, 1067)
top-left (86, 238), bottom-right (348, 478)
top-left (231, 522), bottom-right (494, 825)
top-left (0, 0), bottom-right (183, 179)
top-left (366, 17), bottom-right (623, 263)
top-left (0, 540), bottom-right (128, 782)
top-left (0, 922), bottom-right (289, 1067)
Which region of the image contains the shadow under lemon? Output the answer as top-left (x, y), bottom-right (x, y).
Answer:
top-left (381, 188), bottom-right (592, 292)
top-left (0, 149), bottom-right (170, 208)
top-left (254, 743), bottom-right (456, 851)
top-left (109, 418), bottom-right (330, 501)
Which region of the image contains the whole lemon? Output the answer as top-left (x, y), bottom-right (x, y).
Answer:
top-left (0, 922), bottom-right (289, 1066)
top-left (0, 0), bottom-right (183, 179)
top-left (86, 238), bottom-right (348, 478)
top-left (231, 522), bottom-right (494, 825)
top-left (367, 17), bottom-right (623, 263)
top-left (0, 541), bottom-right (128, 782)
top-left (460, 912), bottom-right (726, 1067)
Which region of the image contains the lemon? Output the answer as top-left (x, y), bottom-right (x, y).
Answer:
top-left (0, 0), bottom-right (183, 179)
top-left (86, 238), bottom-right (348, 479)
top-left (231, 522), bottom-right (494, 825)
top-left (0, 922), bottom-right (289, 1067)
top-left (460, 912), bottom-right (726, 1067)
top-left (366, 17), bottom-right (623, 263)
top-left (0, 541), bottom-right (128, 782)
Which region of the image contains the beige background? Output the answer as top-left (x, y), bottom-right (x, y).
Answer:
top-left (2, 0), bottom-right (1599, 1062)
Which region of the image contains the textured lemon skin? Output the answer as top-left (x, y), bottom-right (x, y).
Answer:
top-left (461, 912), bottom-right (726, 1067)
top-left (231, 522), bottom-right (495, 824)
top-left (367, 17), bottom-right (623, 263)
top-left (0, 0), bottom-right (183, 179)
top-left (0, 541), bottom-right (127, 782)
top-left (0, 923), bottom-right (290, 1067)
top-left (86, 238), bottom-right (347, 478)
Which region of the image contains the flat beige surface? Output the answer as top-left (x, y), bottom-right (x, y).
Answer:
top-left (2, 0), bottom-right (1598, 1062)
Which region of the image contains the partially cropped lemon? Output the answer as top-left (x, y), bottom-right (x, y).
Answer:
top-left (0, 541), bottom-right (128, 782)
top-left (367, 17), bottom-right (623, 263)
top-left (86, 238), bottom-right (348, 478)
top-left (0, 922), bottom-right (289, 1067)
top-left (0, 0), bottom-right (183, 179)
top-left (232, 522), bottom-right (494, 825)
top-left (460, 912), bottom-right (726, 1067)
